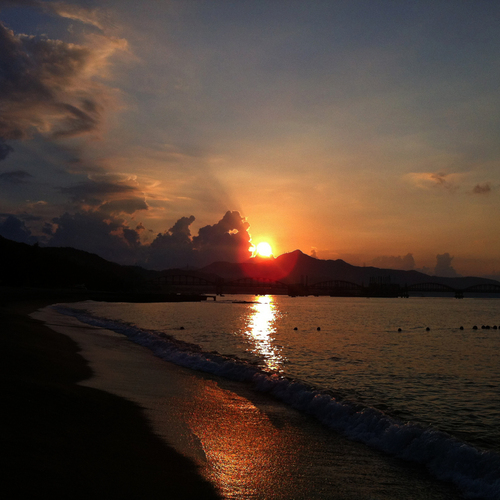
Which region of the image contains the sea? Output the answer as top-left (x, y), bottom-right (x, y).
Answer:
top-left (54, 295), bottom-right (500, 499)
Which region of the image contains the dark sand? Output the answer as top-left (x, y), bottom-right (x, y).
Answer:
top-left (0, 298), bottom-right (221, 499)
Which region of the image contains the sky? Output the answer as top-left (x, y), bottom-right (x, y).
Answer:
top-left (1, 0), bottom-right (499, 277)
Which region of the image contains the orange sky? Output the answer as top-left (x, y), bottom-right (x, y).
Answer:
top-left (1, 1), bottom-right (499, 277)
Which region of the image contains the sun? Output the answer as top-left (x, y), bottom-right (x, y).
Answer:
top-left (255, 241), bottom-right (273, 258)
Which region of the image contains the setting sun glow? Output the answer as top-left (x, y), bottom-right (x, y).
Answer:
top-left (255, 242), bottom-right (273, 258)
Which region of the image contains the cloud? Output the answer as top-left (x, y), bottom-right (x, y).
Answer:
top-left (0, 18), bottom-right (126, 154)
top-left (368, 253), bottom-right (415, 271)
top-left (48, 211), bottom-right (141, 264)
top-left (0, 139), bottom-right (13, 161)
top-left (0, 170), bottom-right (33, 184)
top-left (147, 215), bottom-right (196, 269)
top-left (146, 211), bottom-right (253, 269)
top-left (193, 210), bottom-right (252, 265)
top-left (59, 175), bottom-right (143, 209)
top-left (472, 183), bottom-right (492, 194)
top-left (407, 171), bottom-right (460, 192)
top-left (25, 209), bottom-right (252, 269)
top-left (0, 214), bottom-right (37, 244)
top-left (0, 0), bottom-right (110, 31)
top-left (43, 1), bottom-right (111, 30)
top-left (99, 198), bottom-right (148, 215)
top-left (434, 252), bottom-right (459, 277)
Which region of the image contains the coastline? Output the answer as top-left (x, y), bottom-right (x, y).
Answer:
top-left (1, 295), bottom-right (466, 499)
top-left (0, 298), bottom-right (221, 499)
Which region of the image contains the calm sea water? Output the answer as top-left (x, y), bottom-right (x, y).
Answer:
top-left (57, 296), bottom-right (500, 499)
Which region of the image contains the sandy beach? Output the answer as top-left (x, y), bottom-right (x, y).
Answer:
top-left (0, 299), bottom-right (221, 500)
top-left (1, 297), bottom-right (464, 500)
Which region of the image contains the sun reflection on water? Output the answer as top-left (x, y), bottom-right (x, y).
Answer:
top-left (244, 296), bottom-right (286, 371)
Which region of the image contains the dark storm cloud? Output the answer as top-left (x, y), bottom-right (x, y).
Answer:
top-left (146, 211), bottom-right (253, 269)
top-left (193, 210), bottom-right (252, 264)
top-left (1, 208), bottom-right (253, 269)
top-left (0, 214), bottom-right (37, 244)
top-left (0, 170), bottom-right (33, 184)
top-left (49, 211), bottom-right (141, 264)
top-left (147, 215), bottom-right (196, 269)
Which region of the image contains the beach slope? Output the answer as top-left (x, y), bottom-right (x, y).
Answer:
top-left (0, 300), bottom-right (220, 499)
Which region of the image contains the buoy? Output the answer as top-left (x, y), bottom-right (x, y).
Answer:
top-left (459, 326), bottom-right (464, 330)
top-left (317, 327), bottom-right (321, 331)
top-left (293, 327), bottom-right (298, 330)
top-left (426, 327), bottom-right (430, 331)
top-left (398, 328), bottom-right (402, 332)
top-left (180, 326), bottom-right (185, 330)
top-left (493, 326), bottom-right (498, 330)
top-left (473, 325), bottom-right (478, 330)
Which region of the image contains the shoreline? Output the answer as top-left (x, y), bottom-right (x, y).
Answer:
top-left (0, 298), bottom-right (220, 499)
top-left (1, 296), bottom-right (466, 499)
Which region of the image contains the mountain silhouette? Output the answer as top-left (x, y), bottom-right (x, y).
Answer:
top-left (1, 237), bottom-right (498, 295)
top-left (202, 249), bottom-right (499, 289)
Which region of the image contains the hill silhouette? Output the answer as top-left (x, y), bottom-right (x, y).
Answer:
top-left (1, 237), bottom-right (498, 295)
top-left (202, 249), bottom-right (499, 289)
top-left (0, 236), bottom-right (154, 292)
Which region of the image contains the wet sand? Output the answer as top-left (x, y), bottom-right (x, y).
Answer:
top-left (0, 300), bottom-right (220, 499)
top-left (1, 297), bottom-right (465, 499)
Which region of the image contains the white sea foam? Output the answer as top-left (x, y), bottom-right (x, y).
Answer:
top-left (54, 305), bottom-right (500, 500)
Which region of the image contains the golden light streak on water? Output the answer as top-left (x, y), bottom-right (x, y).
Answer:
top-left (244, 296), bottom-right (286, 372)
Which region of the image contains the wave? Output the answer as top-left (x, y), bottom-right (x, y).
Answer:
top-left (54, 305), bottom-right (500, 500)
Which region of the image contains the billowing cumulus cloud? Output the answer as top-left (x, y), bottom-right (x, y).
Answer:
top-left (9, 210), bottom-right (252, 269)
top-left (193, 211), bottom-right (252, 265)
top-left (146, 211), bottom-right (252, 269)
top-left (147, 215), bottom-right (196, 269)
top-left (434, 252), bottom-right (459, 277)
top-left (368, 253), bottom-right (415, 271)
